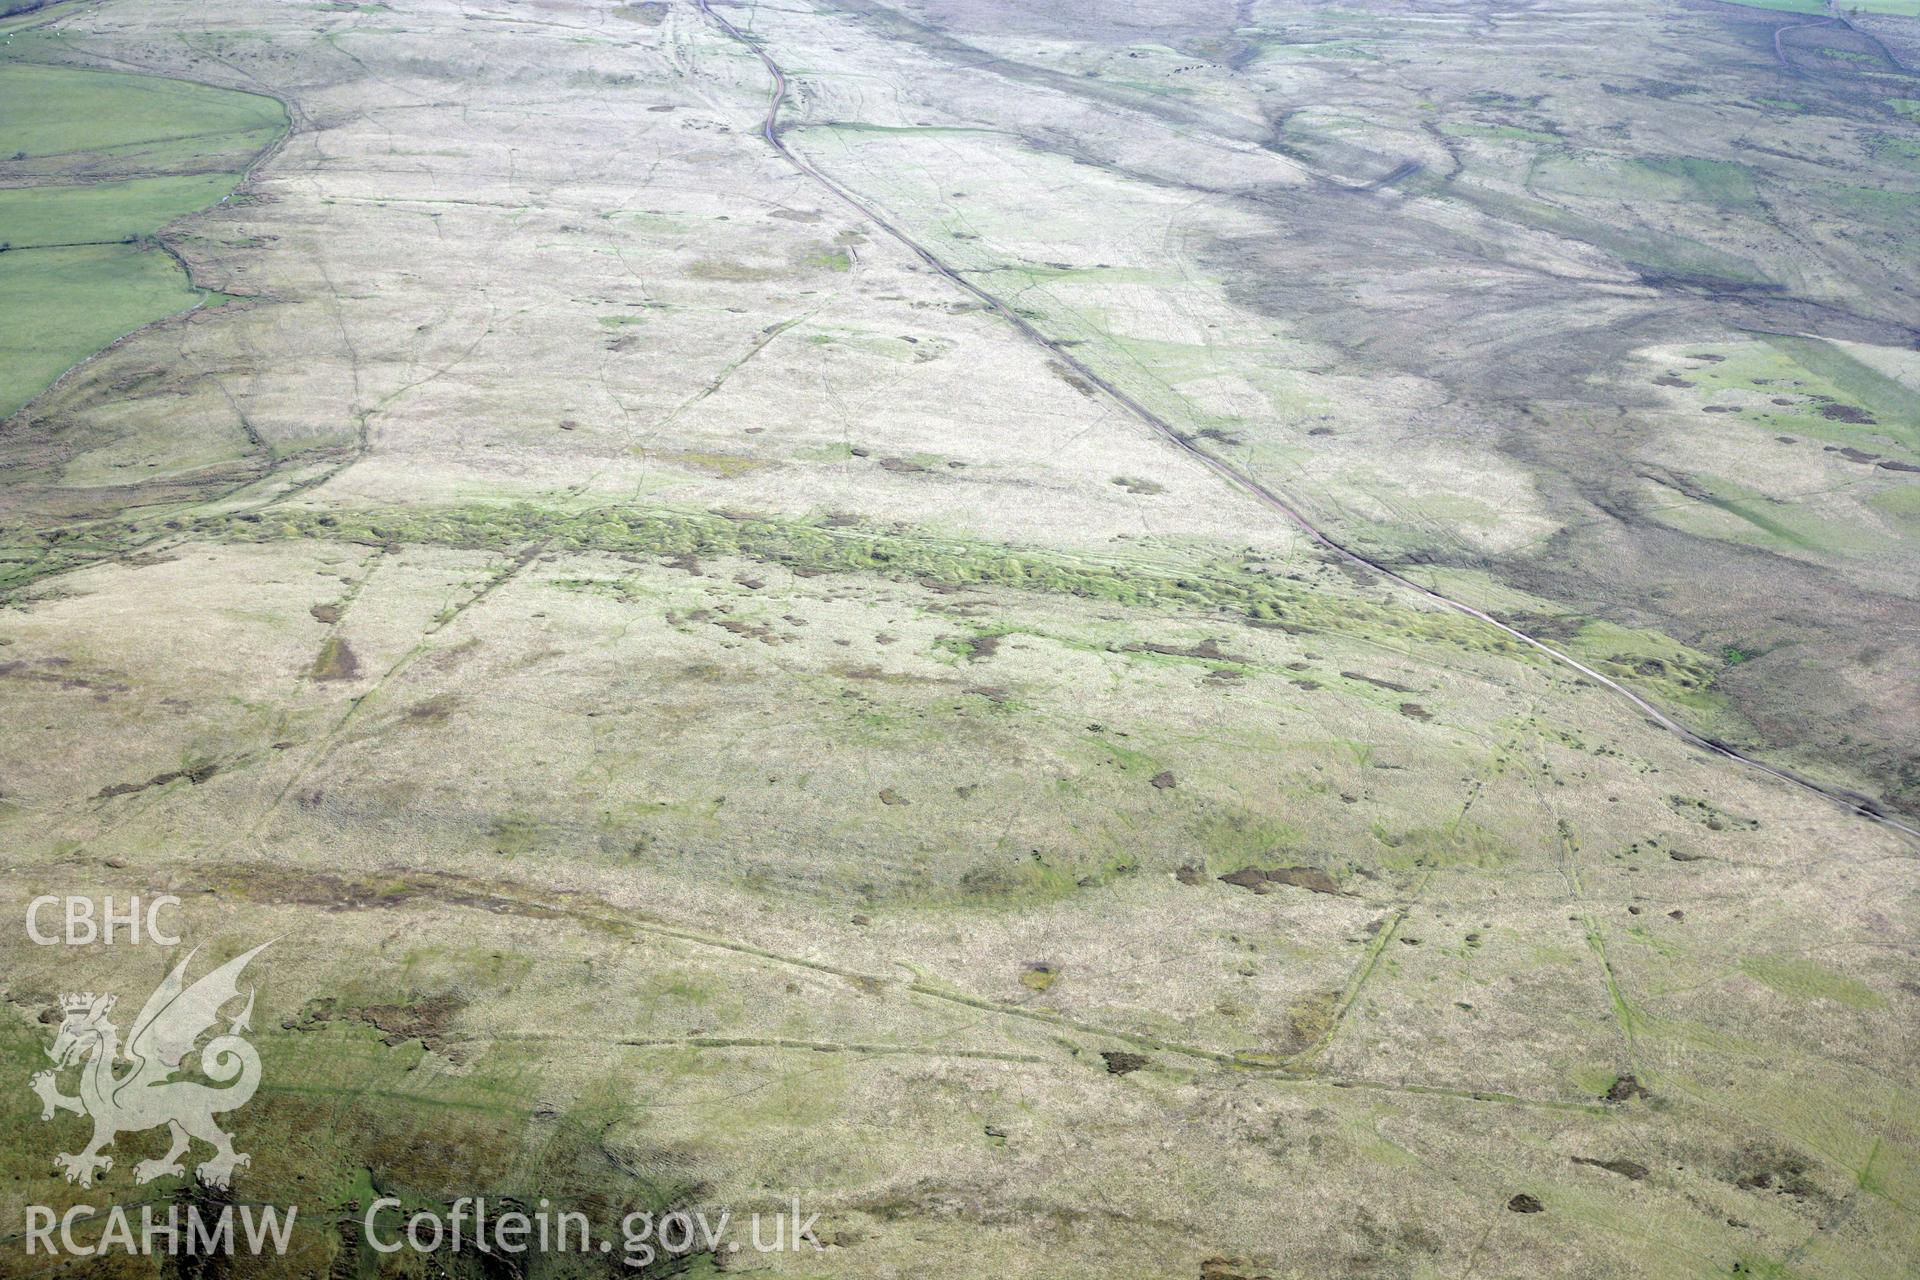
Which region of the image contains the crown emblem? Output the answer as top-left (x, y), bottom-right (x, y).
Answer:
top-left (59, 993), bottom-right (98, 1014)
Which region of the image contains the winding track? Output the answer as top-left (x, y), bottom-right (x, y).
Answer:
top-left (693, 0), bottom-right (1920, 843)
top-left (1772, 15), bottom-right (1835, 74)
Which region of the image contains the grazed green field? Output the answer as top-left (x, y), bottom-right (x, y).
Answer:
top-left (1746, 0), bottom-right (1920, 17)
top-left (0, 172), bottom-right (244, 248)
top-left (0, 244), bottom-right (210, 416)
top-left (1712, 0), bottom-right (1828, 15)
top-left (0, 61), bottom-right (282, 165)
top-left (0, 61), bottom-right (281, 416)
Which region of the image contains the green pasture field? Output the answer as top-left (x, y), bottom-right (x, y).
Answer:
top-left (0, 60), bottom-right (282, 164)
top-left (0, 244), bottom-right (208, 415)
top-left (0, 171), bottom-right (243, 248)
top-left (0, 61), bottom-right (283, 417)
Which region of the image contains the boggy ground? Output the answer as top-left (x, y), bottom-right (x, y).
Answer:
top-left (0, 0), bottom-right (1917, 1277)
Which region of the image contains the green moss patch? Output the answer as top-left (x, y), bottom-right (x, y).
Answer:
top-left (1739, 955), bottom-right (1886, 1009)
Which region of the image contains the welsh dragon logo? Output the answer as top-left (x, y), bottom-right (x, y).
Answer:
top-left (29, 942), bottom-right (270, 1190)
